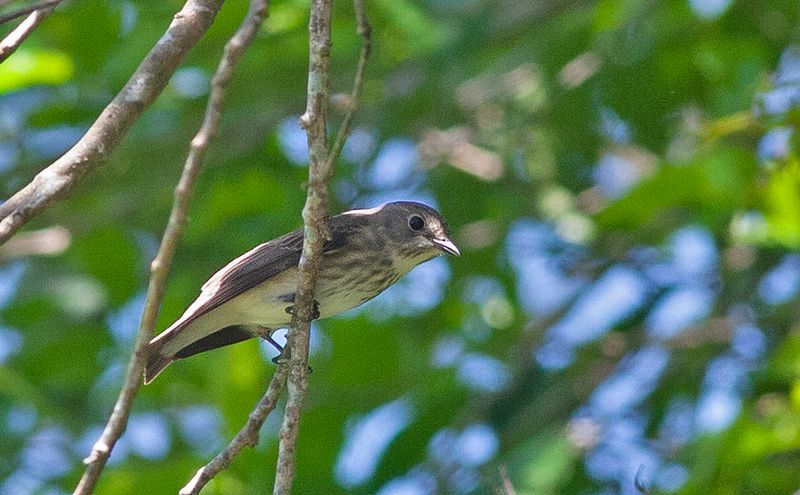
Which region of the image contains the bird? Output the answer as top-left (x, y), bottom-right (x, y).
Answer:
top-left (144, 201), bottom-right (459, 383)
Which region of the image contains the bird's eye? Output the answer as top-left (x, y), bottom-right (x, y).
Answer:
top-left (409, 215), bottom-right (425, 231)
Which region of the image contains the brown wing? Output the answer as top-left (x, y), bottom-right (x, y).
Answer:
top-left (144, 212), bottom-right (367, 383)
top-left (168, 217), bottom-right (358, 334)
top-left (195, 230), bottom-right (304, 315)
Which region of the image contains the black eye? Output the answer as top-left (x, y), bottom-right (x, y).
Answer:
top-left (409, 215), bottom-right (425, 231)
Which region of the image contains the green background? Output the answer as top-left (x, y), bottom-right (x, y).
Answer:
top-left (2, 0), bottom-right (800, 493)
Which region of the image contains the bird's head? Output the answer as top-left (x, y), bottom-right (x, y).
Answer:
top-left (346, 201), bottom-right (460, 270)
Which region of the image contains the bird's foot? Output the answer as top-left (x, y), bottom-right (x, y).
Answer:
top-left (271, 353), bottom-right (312, 374)
top-left (258, 331), bottom-right (284, 352)
top-left (260, 333), bottom-right (312, 373)
top-left (256, 330), bottom-right (286, 364)
top-left (284, 299), bottom-right (320, 320)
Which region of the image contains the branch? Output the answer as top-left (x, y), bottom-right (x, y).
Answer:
top-left (0, 0), bottom-right (225, 246)
top-left (326, 0), bottom-right (371, 168)
top-left (0, 0), bottom-right (59, 26)
top-left (165, 6), bottom-right (280, 495)
top-left (180, 366), bottom-right (288, 495)
top-left (0, 1), bottom-right (58, 63)
top-left (498, 466), bottom-right (517, 495)
top-left (73, 0), bottom-right (261, 492)
top-left (178, 1), bottom-right (370, 492)
top-left (272, 0), bottom-right (334, 493)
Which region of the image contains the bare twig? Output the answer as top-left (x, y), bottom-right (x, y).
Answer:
top-left (271, 1), bottom-right (371, 491)
top-left (0, 1), bottom-right (58, 63)
top-left (73, 1), bottom-right (242, 493)
top-left (163, 4), bottom-right (278, 493)
top-left (177, 0), bottom-right (369, 491)
top-left (498, 466), bottom-right (517, 495)
top-left (0, 0), bottom-right (59, 25)
top-left (272, 0), bottom-right (334, 493)
top-left (326, 0), bottom-right (371, 168)
top-left (180, 367), bottom-right (288, 495)
top-left (74, 94), bottom-right (204, 492)
top-left (0, 0), bottom-right (225, 246)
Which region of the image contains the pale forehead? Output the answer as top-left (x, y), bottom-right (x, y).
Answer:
top-left (342, 204), bottom-right (387, 216)
top-left (343, 202), bottom-right (444, 226)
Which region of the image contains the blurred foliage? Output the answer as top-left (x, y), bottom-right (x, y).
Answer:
top-left (2, 0), bottom-right (800, 494)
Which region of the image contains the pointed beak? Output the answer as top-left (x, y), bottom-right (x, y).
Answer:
top-left (431, 237), bottom-right (460, 256)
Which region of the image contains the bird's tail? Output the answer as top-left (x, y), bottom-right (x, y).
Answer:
top-left (143, 325), bottom-right (256, 384)
top-left (143, 341), bottom-right (173, 385)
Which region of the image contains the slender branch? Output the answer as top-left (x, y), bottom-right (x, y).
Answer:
top-left (178, 1), bottom-right (369, 492)
top-left (162, 5), bottom-right (279, 494)
top-left (273, 0), bottom-right (333, 493)
top-left (271, 1), bottom-right (370, 490)
top-left (74, 97), bottom-right (200, 492)
top-left (0, 0), bottom-right (225, 246)
top-left (326, 0), bottom-right (371, 168)
top-left (72, 1), bottom-right (250, 492)
top-left (0, 1), bottom-right (57, 63)
top-left (498, 466), bottom-right (517, 495)
top-left (180, 367), bottom-right (288, 495)
top-left (0, 0), bottom-right (59, 25)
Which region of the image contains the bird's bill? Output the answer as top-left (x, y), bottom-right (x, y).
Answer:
top-left (431, 237), bottom-right (461, 256)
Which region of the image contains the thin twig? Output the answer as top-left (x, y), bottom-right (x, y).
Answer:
top-left (74, 95), bottom-right (203, 492)
top-left (0, 0), bottom-right (59, 25)
top-left (326, 0), bottom-right (371, 168)
top-left (178, 0), bottom-right (369, 491)
top-left (180, 367), bottom-right (288, 495)
top-left (72, 1), bottom-right (234, 493)
top-left (0, 0), bottom-right (225, 247)
top-left (498, 466), bottom-right (517, 495)
top-left (272, 0), bottom-right (334, 493)
top-left (166, 4), bottom-right (277, 493)
top-left (271, 1), bottom-right (371, 491)
top-left (0, 1), bottom-right (57, 63)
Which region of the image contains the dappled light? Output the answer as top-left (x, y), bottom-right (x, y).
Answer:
top-left (2, 0), bottom-right (800, 494)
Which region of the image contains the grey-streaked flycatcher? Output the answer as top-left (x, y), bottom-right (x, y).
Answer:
top-left (144, 201), bottom-right (459, 383)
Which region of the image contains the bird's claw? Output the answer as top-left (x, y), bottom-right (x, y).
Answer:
top-left (285, 299), bottom-right (320, 320)
top-left (271, 353), bottom-right (312, 374)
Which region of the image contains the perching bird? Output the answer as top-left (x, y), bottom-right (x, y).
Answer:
top-left (144, 201), bottom-right (459, 383)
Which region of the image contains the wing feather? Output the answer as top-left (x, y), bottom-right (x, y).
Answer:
top-left (144, 210), bottom-right (368, 382)
top-left (167, 218), bottom-right (356, 334)
top-left (167, 230), bottom-right (304, 334)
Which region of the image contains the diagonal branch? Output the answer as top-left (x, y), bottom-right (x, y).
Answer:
top-left (160, 5), bottom-right (278, 493)
top-left (272, 0), bottom-right (334, 492)
top-left (0, 0), bottom-right (225, 246)
top-left (326, 0), bottom-right (370, 168)
top-left (178, 1), bottom-right (371, 492)
top-left (0, 0), bottom-right (59, 25)
top-left (72, 0), bottom-right (270, 491)
top-left (0, 0), bottom-right (59, 63)
top-left (180, 366), bottom-right (287, 495)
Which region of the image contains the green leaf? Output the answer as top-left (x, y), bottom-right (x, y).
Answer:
top-left (0, 49), bottom-right (74, 93)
